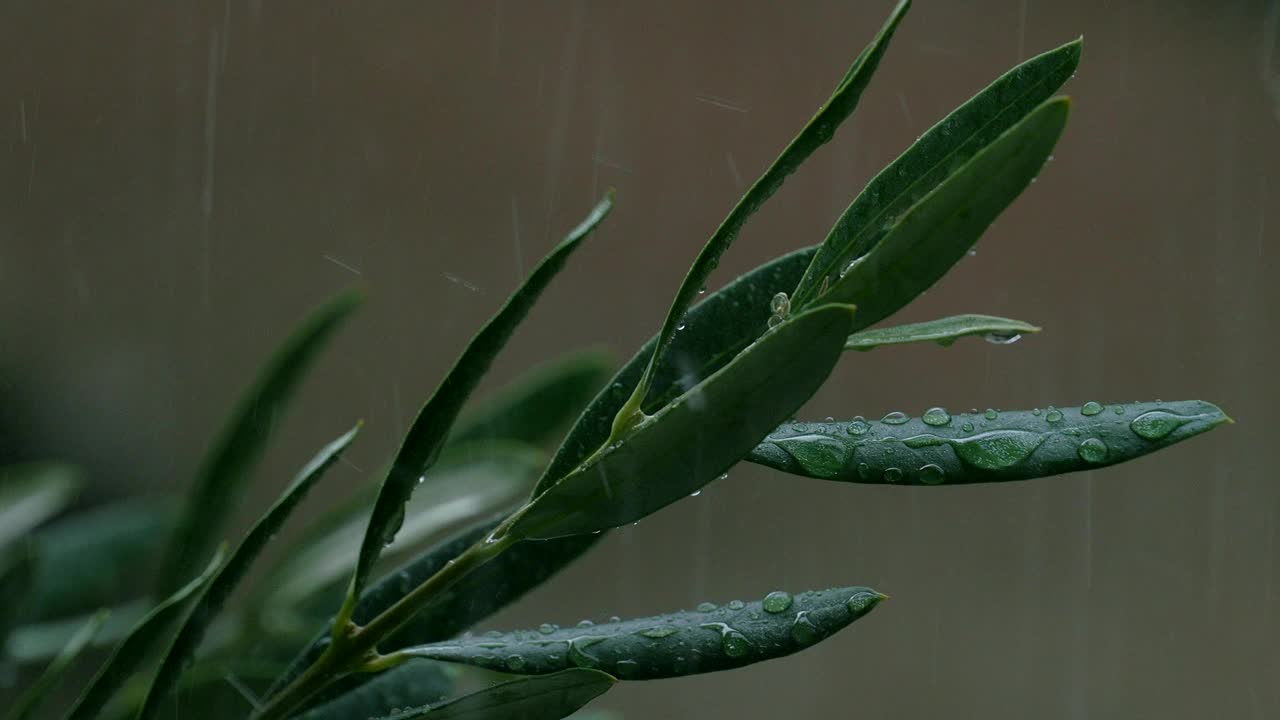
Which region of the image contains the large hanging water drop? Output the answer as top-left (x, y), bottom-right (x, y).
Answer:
top-left (984, 331), bottom-right (1022, 345)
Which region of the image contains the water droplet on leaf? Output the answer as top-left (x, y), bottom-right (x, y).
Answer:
top-left (1077, 438), bottom-right (1108, 463)
top-left (922, 407), bottom-right (951, 426)
top-left (1081, 401), bottom-right (1104, 416)
top-left (882, 411), bottom-right (909, 425)
top-left (918, 464), bottom-right (945, 484)
top-left (790, 612), bottom-right (819, 646)
top-left (762, 591), bottom-right (793, 614)
top-left (1130, 411), bottom-right (1191, 440)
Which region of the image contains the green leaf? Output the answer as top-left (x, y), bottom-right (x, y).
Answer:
top-left (449, 349), bottom-right (614, 449)
top-left (269, 247), bottom-right (819, 711)
top-left (385, 669), bottom-right (615, 720)
top-left (348, 193), bottom-right (612, 604)
top-left (823, 97), bottom-right (1070, 330)
top-left (399, 586), bottom-right (885, 680)
top-left (294, 660), bottom-right (454, 720)
top-left (27, 499), bottom-right (173, 622)
top-left (508, 303), bottom-right (856, 541)
top-left (155, 291), bottom-right (361, 595)
top-left (845, 314), bottom-right (1040, 351)
top-left (791, 37), bottom-right (1082, 309)
top-left (64, 552), bottom-right (225, 720)
top-left (265, 517), bottom-right (592, 713)
top-left (5, 608), bottom-right (109, 720)
top-left (0, 462), bottom-right (81, 548)
top-left (612, 0), bottom-right (909, 430)
top-left (138, 424), bottom-right (361, 720)
top-left (258, 443), bottom-right (543, 637)
top-left (748, 400), bottom-right (1230, 484)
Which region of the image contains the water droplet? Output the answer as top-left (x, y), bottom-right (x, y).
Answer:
top-left (1032, 408), bottom-right (1042, 416)
top-left (614, 659), bottom-right (641, 678)
top-left (1081, 401), bottom-right (1104, 416)
top-left (984, 408), bottom-right (999, 421)
top-left (790, 612), bottom-right (819, 645)
top-left (882, 411), bottom-right (909, 425)
top-left (1077, 438), bottom-right (1108, 463)
top-left (676, 321), bottom-right (686, 331)
top-left (697, 602), bottom-right (718, 612)
top-left (689, 490), bottom-right (702, 497)
top-left (762, 591), bottom-right (793, 614)
top-left (727, 600), bottom-right (746, 610)
top-left (770, 292), bottom-right (790, 315)
top-left (608, 616), bottom-right (621, 623)
top-left (1130, 411), bottom-right (1191, 440)
top-left (716, 472), bottom-right (729, 481)
top-left (856, 462), bottom-right (871, 480)
top-left (484, 630), bottom-right (502, 638)
top-left (722, 631), bottom-right (751, 658)
top-left (922, 407), bottom-right (951, 427)
top-left (1113, 405), bottom-right (1126, 415)
top-left (966, 248), bottom-right (978, 257)
top-left (918, 464), bottom-right (945, 484)
top-left (698, 286), bottom-right (706, 295)
top-left (1045, 407), bottom-right (1064, 423)
top-left (538, 623), bottom-right (558, 635)
top-left (641, 627), bottom-right (678, 639)
top-left (767, 314), bottom-right (783, 329)
top-left (883, 467), bottom-right (903, 482)
top-left (847, 417), bottom-right (870, 435)
top-left (847, 590), bottom-right (881, 615)
top-left (950, 431), bottom-right (1046, 470)
top-left (506, 654), bottom-right (526, 672)
top-left (984, 331), bottom-right (1022, 345)
top-left (774, 435), bottom-right (851, 478)
top-left (903, 434), bottom-right (946, 449)
top-left (961, 422), bottom-right (975, 432)
top-left (577, 620), bottom-right (594, 628)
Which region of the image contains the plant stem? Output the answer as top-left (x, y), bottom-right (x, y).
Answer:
top-left (253, 532), bottom-right (517, 720)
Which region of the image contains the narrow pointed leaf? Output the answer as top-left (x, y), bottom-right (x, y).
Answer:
top-left (617, 0), bottom-right (909, 421)
top-left (748, 400), bottom-right (1229, 484)
top-left (155, 291), bottom-right (360, 595)
top-left (138, 424), bottom-right (361, 720)
top-left (385, 669), bottom-right (614, 720)
top-left (258, 443), bottom-right (543, 637)
top-left (350, 193), bottom-right (612, 602)
top-left (509, 303), bottom-right (857, 541)
top-left (65, 552), bottom-right (224, 720)
top-left (6, 609), bottom-right (109, 720)
top-left (294, 660), bottom-right (454, 720)
top-left (792, 37), bottom-right (1082, 309)
top-left (825, 97), bottom-right (1070, 330)
top-left (845, 314), bottom-right (1040, 351)
top-left (0, 462), bottom-right (81, 548)
top-left (449, 349), bottom-right (614, 448)
top-left (269, 247), bottom-right (819, 708)
top-left (6, 602), bottom-right (148, 665)
top-left (401, 586), bottom-right (885, 680)
top-left (27, 499), bottom-right (173, 622)
top-left (266, 516), bottom-right (592, 712)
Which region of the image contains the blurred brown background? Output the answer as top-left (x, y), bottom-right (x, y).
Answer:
top-left (1, 1), bottom-right (1277, 718)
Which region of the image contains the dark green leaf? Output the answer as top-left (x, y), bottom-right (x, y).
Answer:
top-left (258, 443), bottom-right (543, 637)
top-left (138, 424), bottom-right (360, 720)
top-left (612, 0), bottom-right (909, 430)
top-left (295, 660), bottom-right (454, 720)
top-left (65, 552), bottom-right (225, 720)
top-left (0, 462), bottom-right (81, 548)
top-left (509, 303), bottom-right (856, 540)
top-left (387, 669), bottom-right (614, 720)
top-left (748, 400), bottom-right (1229, 484)
top-left (0, 544), bottom-right (36, 652)
top-left (269, 247), bottom-right (818, 709)
top-left (265, 516), bottom-right (592, 713)
top-left (400, 586), bottom-right (884, 680)
top-left (823, 97), bottom-right (1070, 330)
top-left (155, 292), bottom-right (361, 595)
top-left (6, 609), bottom-right (108, 720)
top-left (449, 349), bottom-right (614, 449)
top-left (27, 499), bottom-right (173, 622)
top-left (349, 194), bottom-right (612, 603)
top-left (792, 37), bottom-right (1082, 309)
top-left (845, 314), bottom-right (1040, 351)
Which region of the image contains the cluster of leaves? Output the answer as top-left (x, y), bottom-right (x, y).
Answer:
top-left (1, 2), bottom-right (1229, 719)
